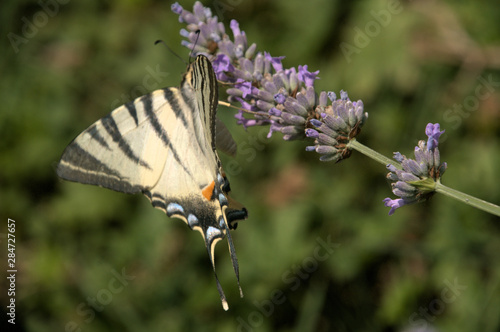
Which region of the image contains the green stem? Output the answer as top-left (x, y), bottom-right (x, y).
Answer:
top-left (348, 139), bottom-right (402, 169)
top-left (347, 139), bottom-right (500, 217)
top-left (435, 182), bottom-right (500, 217)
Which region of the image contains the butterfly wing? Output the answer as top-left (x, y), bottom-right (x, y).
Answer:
top-left (57, 55), bottom-right (247, 310)
top-left (57, 89), bottom-right (176, 193)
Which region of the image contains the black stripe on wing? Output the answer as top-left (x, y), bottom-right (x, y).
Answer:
top-left (100, 115), bottom-right (151, 170)
top-left (124, 101), bottom-right (139, 126)
top-left (57, 142), bottom-right (143, 193)
top-left (87, 123), bottom-right (110, 150)
top-left (163, 88), bottom-right (188, 128)
top-left (140, 93), bottom-right (193, 178)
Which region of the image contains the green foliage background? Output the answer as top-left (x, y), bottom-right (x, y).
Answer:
top-left (1, 0), bottom-right (499, 331)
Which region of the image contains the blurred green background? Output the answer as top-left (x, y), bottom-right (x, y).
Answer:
top-left (1, 0), bottom-right (500, 331)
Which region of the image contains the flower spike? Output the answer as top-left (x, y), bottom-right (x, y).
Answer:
top-left (172, 1), bottom-right (368, 161)
top-left (383, 123), bottom-right (447, 215)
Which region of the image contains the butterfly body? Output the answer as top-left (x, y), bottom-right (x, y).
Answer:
top-left (57, 55), bottom-right (247, 310)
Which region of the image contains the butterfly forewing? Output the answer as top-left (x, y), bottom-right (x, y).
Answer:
top-left (57, 55), bottom-right (247, 310)
top-left (57, 90), bottom-right (175, 193)
top-left (183, 54), bottom-right (219, 151)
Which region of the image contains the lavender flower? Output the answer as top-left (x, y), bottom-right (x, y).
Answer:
top-left (306, 91), bottom-right (368, 162)
top-left (172, 2), bottom-right (368, 160)
top-left (383, 123), bottom-right (447, 215)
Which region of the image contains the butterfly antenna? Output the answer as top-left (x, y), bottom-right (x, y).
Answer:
top-left (187, 30), bottom-right (202, 60)
top-left (154, 39), bottom-right (187, 65)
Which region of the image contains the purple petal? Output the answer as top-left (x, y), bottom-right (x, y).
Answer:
top-left (274, 93), bottom-right (286, 104)
top-left (425, 123), bottom-right (445, 150)
top-left (340, 90), bottom-right (349, 100)
top-left (265, 52), bottom-right (285, 72)
top-left (383, 198), bottom-right (405, 216)
top-left (393, 152), bottom-right (404, 163)
top-left (309, 119), bottom-right (322, 128)
top-left (212, 54), bottom-right (233, 73)
top-left (298, 65), bottom-right (319, 87)
top-left (230, 20), bottom-right (241, 37)
top-left (171, 2), bottom-right (183, 15)
top-left (386, 164), bottom-right (398, 173)
top-left (327, 91), bottom-right (337, 102)
top-left (305, 128), bottom-right (319, 138)
top-left (236, 81), bottom-right (253, 98)
top-left (268, 107), bottom-right (282, 117)
top-left (267, 122), bottom-right (282, 138)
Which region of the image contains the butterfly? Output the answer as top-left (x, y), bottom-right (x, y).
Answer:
top-left (57, 54), bottom-right (247, 310)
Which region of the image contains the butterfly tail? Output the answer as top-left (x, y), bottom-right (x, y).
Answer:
top-left (205, 241), bottom-right (230, 311)
top-left (224, 222), bottom-right (244, 298)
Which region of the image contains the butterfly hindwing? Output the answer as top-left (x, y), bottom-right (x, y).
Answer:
top-left (57, 55), bottom-right (247, 310)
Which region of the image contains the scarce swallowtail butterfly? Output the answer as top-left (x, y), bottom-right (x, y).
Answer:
top-left (57, 54), bottom-right (248, 310)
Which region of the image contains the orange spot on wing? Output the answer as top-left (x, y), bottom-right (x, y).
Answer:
top-left (202, 181), bottom-right (215, 201)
